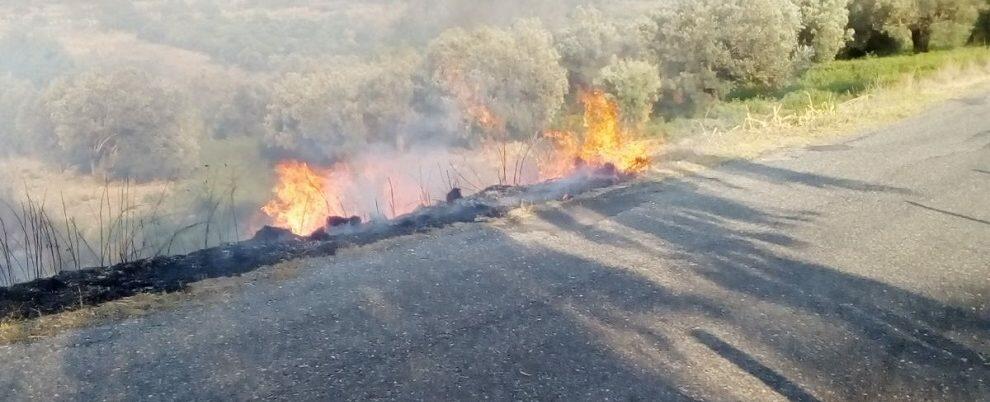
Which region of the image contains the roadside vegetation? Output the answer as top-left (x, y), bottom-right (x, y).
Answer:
top-left (0, 0), bottom-right (988, 289)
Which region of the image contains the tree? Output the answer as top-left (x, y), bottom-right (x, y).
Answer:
top-left (972, 1), bottom-right (990, 46)
top-left (595, 59), bottom-right (663, 128)
top-left (43, 69), bottom-right (200, 180)
top-left (555, 6), bottom-right (644, 87)
top-left (644, 0), bottom-right (804, 110)
top-left (794, 0), bottom-right (855, 61)
top-left (426, 19), bottom-right (569, 142)
top-left (210, 82), bottom-right (270, 140)
top-left (846, 0), bottom-right (906, 56)
top-left (264, 56), bottom-right (418, 161)
top-left (870, 0), bottom-right (983, 52)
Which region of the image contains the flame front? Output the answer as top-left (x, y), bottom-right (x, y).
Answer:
top-left (261, 90), bottom-right (652, 234)
top-left (541, 90), bottom-right (651, 179)
top-left (261, 161), bottom-right (333, 235)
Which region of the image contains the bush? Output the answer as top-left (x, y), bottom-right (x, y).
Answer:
top-left (794, 0), bottom-right (855, 62)
top-left (857, 0), bottom-right (983, 53)
top-left (595, 59), bottom-right (663, 127)
top-left (644, 0), bottom-right (804, 112)
top-left (43, 69), bottom-right (200, 181)
top-left (426, 19), bottom-right (569, 142)
top-left (555, 6), bottom-right (645, 87)
top-left (264, 56), bottom-right (418, 161)
top-left (973, 4), bottom-right (990, 46)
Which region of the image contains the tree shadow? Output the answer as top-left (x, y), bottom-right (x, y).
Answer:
top-left (906, 200), bottom-right (990, 225)
top-left (568, 161), bottom-right (989, 399)
top-left (32, 230), bottom-right (720, 400)
top-left (691, 329), bottom-right (821, 402)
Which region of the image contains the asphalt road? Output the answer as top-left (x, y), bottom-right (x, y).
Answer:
top-left (2, 92), bottom-right (989, 401)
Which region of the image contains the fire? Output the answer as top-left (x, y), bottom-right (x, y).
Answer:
top-left (468, 104), bottom-right (502, 131)
top-left (261, 90), bottom-right (652, 235)
top-left (261, 161), bottom-right (334, 235)
top-left (541, 90), bottom-right (651, 179)
top-left (436, 68), bottom-right (505, 133)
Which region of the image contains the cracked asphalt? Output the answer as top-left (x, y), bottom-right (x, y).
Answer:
top-left (0, 92), bottom-right (988, 401)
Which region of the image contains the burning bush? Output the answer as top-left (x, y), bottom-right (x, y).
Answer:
top-left (426, 19), bottom-right (569, 142)
top-left (595, 59), bottom-right (663, 128)
top-left (541, 90), bottom-right (650, 179)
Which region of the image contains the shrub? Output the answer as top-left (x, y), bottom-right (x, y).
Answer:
top-left (556, 6), bottom-right (645, 87)
top-left (794, 0), bottom-right (855, 62)
top-left (644, 0), bottom-right (804, 112)
top-left (264, 55), bottom-right (418, 161)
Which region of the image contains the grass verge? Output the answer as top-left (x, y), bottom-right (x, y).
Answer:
top-left (654, 47), bottom-right (990, 174)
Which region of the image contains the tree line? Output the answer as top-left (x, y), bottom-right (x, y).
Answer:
top-left (0, 0), bottom-right (987, 181)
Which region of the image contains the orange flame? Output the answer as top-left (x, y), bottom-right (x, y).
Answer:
top-left (438, 68), bottom-right (505, 133)
top-left (541, 90), bottom-right (651, 179)
top-left (261, 161), bottom-right (334, 235)
top-left (261, 91), bottom-right (652, 234)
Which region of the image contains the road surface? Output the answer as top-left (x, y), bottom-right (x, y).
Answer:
top-left (1, 92), bottom-right (989, 401)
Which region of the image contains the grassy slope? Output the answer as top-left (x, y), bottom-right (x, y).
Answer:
top-left (653, 47), bottom-right (990, 174)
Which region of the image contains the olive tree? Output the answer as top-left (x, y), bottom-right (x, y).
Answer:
top-left (644, 0), bottom-right (804, 110)
top-left (794, 0), bottom-right (855, 61)
top-left (555, 6), bottom-right (644, 87)
top-left (426, 19), bottom-right (568, 142)
top-left (595, 58), bottom-right (662, 128)
top-left (264, 56), bottom-right (418, 161)
top-left (43, 69), bottom-right (200, 180)
top-left (870, 0), bottom-right (983, 52)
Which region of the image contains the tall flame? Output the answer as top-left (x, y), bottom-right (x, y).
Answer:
top-left (541, 90), bottom-right (651, 179)
top-left (261, 161), bottom-right (333, 235)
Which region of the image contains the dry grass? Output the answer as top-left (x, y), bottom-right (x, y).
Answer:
top-left (0, 158), bottom-right (171, 223)
top-left (0, 291), bottom-right (191, 344)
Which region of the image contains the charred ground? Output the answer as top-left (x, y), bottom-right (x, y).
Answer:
top-left (0, 172), bottom-right (624, 320)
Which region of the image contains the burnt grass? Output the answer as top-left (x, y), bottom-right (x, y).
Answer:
top-left (0, 173), bottom-right (624, 320)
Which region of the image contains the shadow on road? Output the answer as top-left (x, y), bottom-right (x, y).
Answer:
top-left (691, 329), bottom-right (821, 402)
top-left (906, 200), bottom-right (990, 225)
